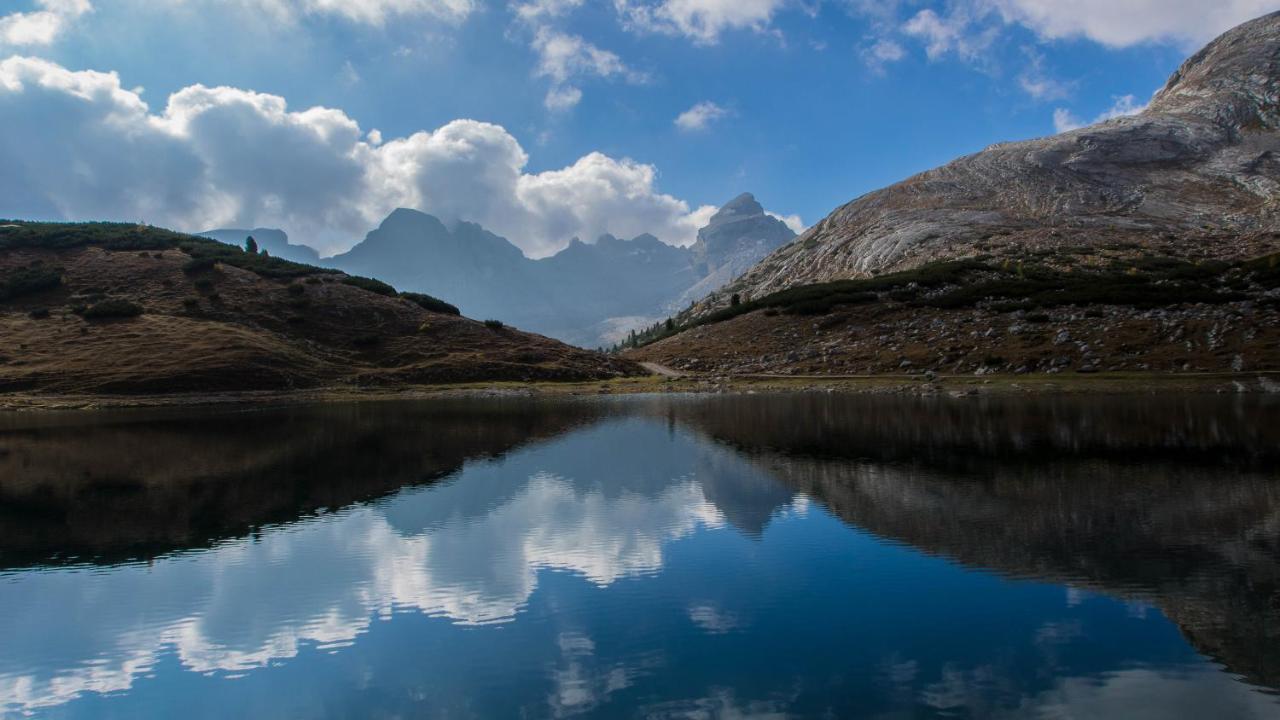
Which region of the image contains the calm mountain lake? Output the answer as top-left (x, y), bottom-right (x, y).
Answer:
top-left (1, 393), bottom-right (1278, 718)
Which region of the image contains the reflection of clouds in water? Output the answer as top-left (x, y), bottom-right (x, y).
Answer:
top-left (638, 688), bottom-right (794, 719)
top-left (0, 474), bottom-right (726, 713)
top-left (688, 604), bottom-right (742, 635)
top-left (548, 631), bottom-right (659, 718)
top-left (1012, 668), bottom-right (1280, 719)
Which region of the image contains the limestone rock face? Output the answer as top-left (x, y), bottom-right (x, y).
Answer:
top-left (720, 11), bottom-right (1280, 305)
top-left (674, 193), bottom-right (796, 310)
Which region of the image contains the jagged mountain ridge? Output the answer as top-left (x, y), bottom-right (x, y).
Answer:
top-left (715, 11), bottom-right (1280, 306)
top-left (206, 194), bottom-right (794, 347)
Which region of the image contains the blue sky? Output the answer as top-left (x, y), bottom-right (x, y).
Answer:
top-left (0, 0), bottom-right (1275, 255)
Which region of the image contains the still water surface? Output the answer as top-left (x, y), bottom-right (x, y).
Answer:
top-left (1, 393), bottom-right (1278, 718)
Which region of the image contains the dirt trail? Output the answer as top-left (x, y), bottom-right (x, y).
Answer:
top-left (639, 362), bottom-right (684, 377)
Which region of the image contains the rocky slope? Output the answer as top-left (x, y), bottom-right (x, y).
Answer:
top-left (717, 11), bottom-right (1280, 304)
top-left (632, 12), bottom-right (1280, 376)
top-left (0, 222), bottom-right (637, 395)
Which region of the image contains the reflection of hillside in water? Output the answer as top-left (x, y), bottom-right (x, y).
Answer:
top-left (0, 399), bottom-right (605, 567)
top-left (666, 393), bottom-right (1280, 691)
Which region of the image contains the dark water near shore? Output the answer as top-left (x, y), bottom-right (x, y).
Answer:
top-left (1, 394), bottom-right (1279, 718)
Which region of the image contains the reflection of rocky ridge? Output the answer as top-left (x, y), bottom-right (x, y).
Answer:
top-left (0, 399), bottom-right (603, 567)
top-left (668, 394), bottom-right (1280, 690)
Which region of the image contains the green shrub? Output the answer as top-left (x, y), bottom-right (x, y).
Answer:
top-left (286, 283), bottom-right (305, 295)
top-left (182, 297), bottom-right (200, 310)
top-left (0, 264), bottom-right (63, 302)
top-left (82, 298), bottom-right (143, 319)
top-left (342, 275), bottom-right (397, 296)
top-left (28, 307), bottom-right (50, 319)
top-left (483, 319), bottom-right (505, 330)
top-left (400, 291), bottom-right (460, 316)
top-left (183, 257), bottom-right (217, 275)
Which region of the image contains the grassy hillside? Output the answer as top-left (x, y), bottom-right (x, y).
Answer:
top-left (0, 222), bottom-right (638, 395)
top-left (630, 244), bottom-right (1280, 376)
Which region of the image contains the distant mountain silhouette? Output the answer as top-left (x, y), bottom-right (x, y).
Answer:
top-left (202, 194), bottom-right (796, 347)
top-left (197, 228), bottom-right (321, 265)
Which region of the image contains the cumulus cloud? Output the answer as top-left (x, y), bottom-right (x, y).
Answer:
top-left (614, 0), bottom-right (788, 44)
top-left (0, 0), bottom-right (92, 46)
top-left (1053, 94), bottom-right (1147, 133)
top-left (674, 100), bottom-right (729, 131)
top-left (0, 55), bottom-right (741, 257)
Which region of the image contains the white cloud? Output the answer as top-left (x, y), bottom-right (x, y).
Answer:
top-left (528, 27), bottom-right (646, 114)
top-left (532, 28), bottom-right (637, 84)
top-left (0, 0), bottom-right (91, 46)
top-left (987, 0), bottom-right (1280, 48)
top-left (767, 210), bottom-right (806, 235)
top-left (902, 7), bottom-right (999, 62)
top-left (514, 0), bottom-right (584, 21)
top-left (614, 0), bottom-right (788, 44)
top-left (544, 84), bottom-right (583, 110)
top-left (674, 100), bottom-right (729, 131)
top-left (1053, 94), bottom-right (1147, 132)
top-left (862, 37), bottom-right (905, 73)
top-left (0, 55), bottom-right (729, 257)
top-left (225, 0), bottom-right (473, 25)
top-left (337, 59), bottom-right (360, 87)
top-left (1017, 47), bottom-right (1071, 100)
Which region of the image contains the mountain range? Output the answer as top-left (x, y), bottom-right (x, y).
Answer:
top-left (202, 193), bottom-right (795, 348)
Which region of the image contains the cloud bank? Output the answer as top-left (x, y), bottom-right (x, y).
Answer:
top-left (0, 55), bottom-right (718, 257)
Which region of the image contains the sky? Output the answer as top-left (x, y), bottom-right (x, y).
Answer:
top-left (1, 0), bottom-right (1277, 257)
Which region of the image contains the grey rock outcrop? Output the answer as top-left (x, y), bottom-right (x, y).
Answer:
top-left (719, 11), bottom-right (1280, 305)
top-left (673, 193), bottom-right (796, 310)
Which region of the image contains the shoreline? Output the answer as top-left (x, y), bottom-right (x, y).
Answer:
top-left (2, 371), bottom-right (1278, 412)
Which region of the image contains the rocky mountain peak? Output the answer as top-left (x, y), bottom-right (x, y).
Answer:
top-left (708, 193), bottom-right (766, 227)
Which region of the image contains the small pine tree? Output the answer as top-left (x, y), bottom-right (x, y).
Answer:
top-left (245, 236), bottom-right (258, 254)
top-left (665, 318), bottom-right (675, 332)
top-left (730, 293), bottom-right (741, 307)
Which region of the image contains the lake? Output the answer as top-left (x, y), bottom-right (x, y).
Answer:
top-left (1, 393), bottom-right (1278, 718)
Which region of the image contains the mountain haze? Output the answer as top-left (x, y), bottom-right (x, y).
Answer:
top-left (198, 228), bottom-right (321, 265)
top-left (206, 194), bottom-right (795, 347)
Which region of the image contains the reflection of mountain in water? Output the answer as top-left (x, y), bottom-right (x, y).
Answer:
top-left (668, 394), bottom-right (1280, 691)
top-left (3, 394), bottom-right (1279, 713)
top-left (0, 407), bottom-right (801, 712)
top-left (0, 399), bottom-right (605, 567)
